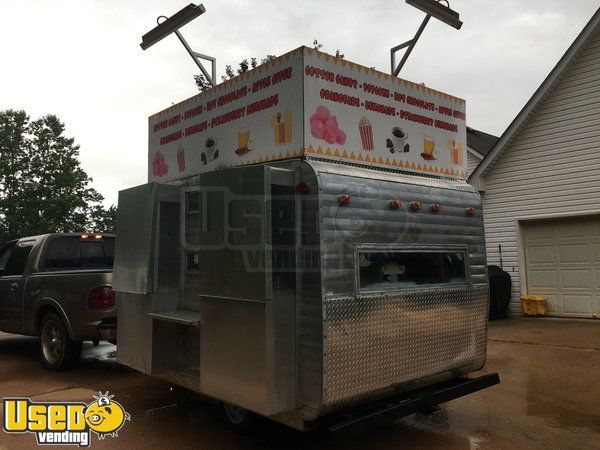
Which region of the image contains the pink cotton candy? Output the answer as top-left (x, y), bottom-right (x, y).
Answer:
top-left (309, 114), bottom-right (321, 129)
top-left (311, 121), bottom-right (325, 139)
top-left (315, 105), bottom-right (330, 121)
top-left (325, 115), bottom-right (339, 135)
top-left (336, 129), bottom-right (347, 145)
top-left (324, 132), bottom-right (337, 144)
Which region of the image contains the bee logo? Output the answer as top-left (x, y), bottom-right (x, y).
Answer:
top-left (84, 392), bottom-right (130, 439)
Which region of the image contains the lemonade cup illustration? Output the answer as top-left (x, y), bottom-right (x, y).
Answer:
top-left (237, 126), bottom-right (250, 152)
top-left (423, 135), bottom-right (436, 160)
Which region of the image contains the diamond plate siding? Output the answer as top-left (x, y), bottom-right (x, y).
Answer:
top-left (322, 286), bottom-right (488, 407)
top-left (304, 160), bottom-right (489, 413)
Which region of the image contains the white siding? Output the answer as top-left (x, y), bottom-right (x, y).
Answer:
top-left (467, 150), bottom-right (482, 175)
top-left (481, 28), bottom-right (600, 315)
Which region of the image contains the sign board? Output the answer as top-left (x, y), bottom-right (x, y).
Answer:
top-left (148, 47), bottom-right (467, 182)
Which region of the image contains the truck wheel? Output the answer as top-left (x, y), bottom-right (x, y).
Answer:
top-left (39, 313), bottom-right (82, 371)
top-left (220, 402), bottom-right (259, 433)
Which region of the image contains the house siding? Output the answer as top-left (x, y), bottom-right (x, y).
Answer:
top-left (467, 150), bottom-right (482, 175)
top-left (481, 27), bottom-right (600, 314)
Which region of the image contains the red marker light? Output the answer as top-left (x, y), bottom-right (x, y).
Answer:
top-left (295, 182), bottom-right (310, 194)
top-left (466, 207), bottom-right (476, 216)
top-left (389, 200), bottom-right (401, 209)
top-left (338, 194), bottom-right (352, 205)
top-left (410, 201), bottom-right (421, 211)
top-left (431, 203), bottom-right (442, 213)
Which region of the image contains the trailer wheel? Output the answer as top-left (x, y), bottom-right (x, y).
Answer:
top-left (39, 313), bottom-right (82, 371)
top-left (220, 402), bottom-right (258, 432)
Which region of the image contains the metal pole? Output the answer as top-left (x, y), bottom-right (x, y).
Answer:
top-left (391, 14), bottom-right (431, 76)
top-left (174, 30), bottom-right (215, 87)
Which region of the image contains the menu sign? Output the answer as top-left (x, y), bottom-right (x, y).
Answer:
top-left (148, 47), bottom-right (467, 181)
top-left (148, 49), bottom-right (304, 182)
top-left (303, 48), bottom-right (467, 179)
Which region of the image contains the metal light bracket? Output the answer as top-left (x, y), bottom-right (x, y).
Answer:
top-left (140, 3), bottom-right (216, 87)
top-left (391, 0), bottom-right (462, 77)
top-left (159, 16), bottom-right (217, 87)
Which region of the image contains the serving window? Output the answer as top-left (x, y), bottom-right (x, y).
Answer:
top-left (357, 247), bottom-right (468, 292)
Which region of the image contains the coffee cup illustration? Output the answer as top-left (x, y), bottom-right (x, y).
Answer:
top-left (201, 137), bottom-right (219, 165)
top-left (391, 127), bottom-right (409, 152)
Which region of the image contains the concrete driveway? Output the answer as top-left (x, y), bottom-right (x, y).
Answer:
top-left (0, 317), bottom-right (598, 449)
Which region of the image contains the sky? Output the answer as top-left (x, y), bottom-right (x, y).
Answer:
top-left (1, 0), bottom-right (599, 205)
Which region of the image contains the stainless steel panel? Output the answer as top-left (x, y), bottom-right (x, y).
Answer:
top-left (116, 292), bottom-right (153, 374)
top-left (200, 296), bottom-right (267, 413)
top-left (114, 183), bottom-right (180, 294)
top-left (322, 286), bottom-right (488, 409)
top-left (197, 166), bottom-right (269, 301)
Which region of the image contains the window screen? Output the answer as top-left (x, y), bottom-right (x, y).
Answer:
top-left (358, 249), bottom-right (467, 292)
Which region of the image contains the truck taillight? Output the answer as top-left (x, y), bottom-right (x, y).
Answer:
top-left (88, 286), bottom-right (115, 309)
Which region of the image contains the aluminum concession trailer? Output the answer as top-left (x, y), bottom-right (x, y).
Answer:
top-left (114, 46), bottom-right (499, 433)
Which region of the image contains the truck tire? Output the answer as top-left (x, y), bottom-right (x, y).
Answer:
top-left (39, 312), bottom-right (82, 371)
top-left (220, 402), bottom-right (259, 433)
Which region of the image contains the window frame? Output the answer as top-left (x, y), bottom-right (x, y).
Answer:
top-left (354, 243), bottom-right (471, 296)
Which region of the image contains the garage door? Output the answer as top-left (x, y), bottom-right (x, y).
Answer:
top-left (523, 216), bottom-right (600, 318)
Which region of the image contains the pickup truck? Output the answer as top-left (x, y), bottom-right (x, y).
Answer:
top-left (0, 233), bottom-right (116, 370)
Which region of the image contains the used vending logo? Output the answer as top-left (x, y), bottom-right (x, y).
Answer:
top-left (3, 392), bottom-right (130, 447)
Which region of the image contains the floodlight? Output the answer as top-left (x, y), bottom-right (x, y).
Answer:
top-left (406, 0), bottom-right (462, 30)
top-left (140, 3), bottom-right (206, 50)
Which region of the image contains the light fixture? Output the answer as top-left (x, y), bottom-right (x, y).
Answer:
top-left (431, 203), bottom-right (442, 213)
top-left (410, 201), bottom-right (421, 211)
top-left (140, 3), bottom-right (206, 50)
top-left (140, 3), bottom-right (216, 87)
top-left (391, 0), bottom-right (462, 76)
top-left (389, 200), bottom-right (402, 209)
top-left (406, 0), bottom-right (462, 30)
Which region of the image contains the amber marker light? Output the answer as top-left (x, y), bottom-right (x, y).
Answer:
top-left (338, 195), bottom-right (352, 205)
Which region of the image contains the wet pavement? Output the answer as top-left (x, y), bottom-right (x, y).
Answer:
top-left (0, 317), bottom-right (598, 449)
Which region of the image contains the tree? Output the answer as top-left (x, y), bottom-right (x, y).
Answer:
top-left (0, 110), bottom-right (29, 240)
top-left (0, 110), bottom-right (116, 242)
top-left (194, 54), bottom-right (277, 91)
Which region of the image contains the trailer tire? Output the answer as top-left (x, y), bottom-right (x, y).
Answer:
top-left (220, 402), bottom-right (259, 433)
top-left (39, 313), bottom-right (82, 371)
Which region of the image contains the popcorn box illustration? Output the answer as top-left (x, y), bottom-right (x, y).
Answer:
top-left (359, 116), bottom-right (374, 150)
